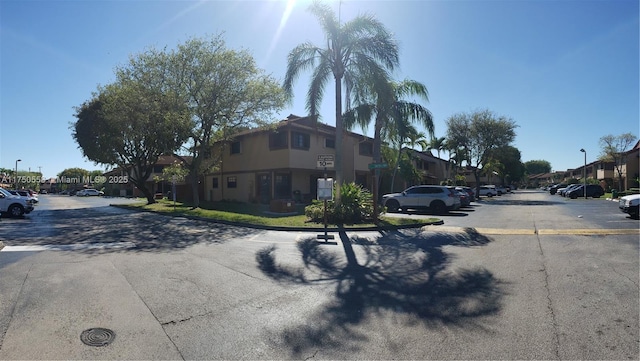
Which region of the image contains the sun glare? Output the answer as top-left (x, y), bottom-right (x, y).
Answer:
top-left (265, 0), bottom-right (299, 64)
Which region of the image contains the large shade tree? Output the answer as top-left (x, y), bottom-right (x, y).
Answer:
top-left (485, 145), bottom-right (525, 186)
top-left (120, 36), bottom-right (286, 207)
top-left (446, 109), bottom-right (518, 196)
top-left (283, 0), bottom-right (399, 205)
top-left (598, 133), bottom-right (637, 191)
top-left (524, 160), bottom-right (552, 175)
top-left (73, 76), bottom-right (192, 204)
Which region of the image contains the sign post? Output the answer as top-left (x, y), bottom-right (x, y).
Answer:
top-left (316, 155), bottom-right (335, 243)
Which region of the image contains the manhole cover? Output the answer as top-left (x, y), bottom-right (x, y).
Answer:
top-left (80, 328), bottom-right (115, 347)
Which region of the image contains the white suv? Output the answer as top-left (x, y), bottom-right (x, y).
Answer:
top-left (0, 187), bottom-right (35, 217)
top-left (382, 185), bottom-right (461, 214)
top-left (619, 194), bottom-right (639, 219)
top-left (478, 185), bottom-right (497, 197)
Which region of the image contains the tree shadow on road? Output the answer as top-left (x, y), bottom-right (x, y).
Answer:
top-left (256, 227), bottom-right (505, 356)
top-left (1, 206), bottom-right (260, 254)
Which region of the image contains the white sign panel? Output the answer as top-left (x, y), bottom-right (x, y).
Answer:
top-left (317, 178), bottom-right (334, 200)
top-left (317, 154), bottom-right (335, 168)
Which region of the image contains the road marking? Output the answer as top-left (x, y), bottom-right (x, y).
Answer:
top-left (0, 242), bottom-right (136, 252)
top-left (537, 229), bottom-right (639, 235)
top-left (422, 226), bottom-right (639, 236)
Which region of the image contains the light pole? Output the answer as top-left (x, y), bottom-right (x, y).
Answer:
top-left (15, 159), bottom-right (21, 190)
top-left (580, 149), bottom-right (586, 199)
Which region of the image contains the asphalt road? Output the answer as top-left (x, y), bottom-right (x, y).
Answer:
top-left (0, 191), bottom-right (638, 360)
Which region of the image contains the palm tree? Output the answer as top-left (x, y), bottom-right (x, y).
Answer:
top-left (427, 136), bottom-right (447, 184)
top-left (283, 1), bottom-right (399, 205)
top-left (344, 79), bottom-right (434, 194)
top-left (389, 125), bottom-right (430, 192)
top-left (428, 136), bottom-right (447, 159)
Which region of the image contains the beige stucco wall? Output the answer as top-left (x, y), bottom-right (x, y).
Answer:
top-left (205, 122), bottom-right (374, 203)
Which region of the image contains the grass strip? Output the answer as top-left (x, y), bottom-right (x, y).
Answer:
top-left (116, 199), bottom-right (437, 229)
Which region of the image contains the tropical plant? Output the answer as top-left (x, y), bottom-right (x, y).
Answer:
top-left (344, 79), bottom-right (434, 194)
top-left (283, 1), bottom-right (399, 205)
top-left (304, 182), bottom-right (374, 224)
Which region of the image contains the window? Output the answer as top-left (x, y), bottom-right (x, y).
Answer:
top-left (291, 131), bottom-right (310, 150)
top-left (212, 177), bottom-right (219, 189)
top-left (227, 176), bottom-right (237, 188)
top-left (269, 131), bottom-right (288, 150)
top-left (359, 142), bottom-right (373, 156)
top-left (325, 138), bottom-right (335, 149)
top-left (230, 141), bottom-right (241, 155)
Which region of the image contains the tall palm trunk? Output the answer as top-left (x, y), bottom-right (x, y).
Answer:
top-left (390, 147), bottom-right (403, 193)
top-left (334, 69), bottom-right (344, 205)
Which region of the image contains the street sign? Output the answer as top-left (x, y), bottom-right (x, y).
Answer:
top-left (368, 162), bottom-right (388, 170)
top-left (317, 154), bottom-right (335, 168)
top-left (317, 178), bottom-right (334, 200)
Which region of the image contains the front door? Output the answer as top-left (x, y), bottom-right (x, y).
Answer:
top-left (257, 173), bottom-right (271, 204)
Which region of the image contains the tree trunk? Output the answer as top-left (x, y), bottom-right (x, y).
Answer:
top-left (390, 148), bottom-right (402, 193)
top-left (334, 74), bottom-right (343, 206)
top-left (473, 169), bottom-right (481, 198)
top-left (190, 172), bottom-right (200, 208)
top-left (134, 181), bottom-right (156, 205)
top-left (372, 115), bottom-right (383, 221)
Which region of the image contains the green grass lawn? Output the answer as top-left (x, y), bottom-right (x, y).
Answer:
top-left (116, 199), bottom-right (438, 229)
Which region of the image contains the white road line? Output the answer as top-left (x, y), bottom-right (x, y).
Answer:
top-left (0, 242), bottom-right (136, 252)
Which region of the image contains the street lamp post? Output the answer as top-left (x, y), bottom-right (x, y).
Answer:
top-left (580, 149), bottom-right (586, 199)
top-left (15, 159), bottom-right (21, 190)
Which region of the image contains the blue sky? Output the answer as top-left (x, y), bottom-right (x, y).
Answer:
top-left (1, 0), bottom-right (638, 179)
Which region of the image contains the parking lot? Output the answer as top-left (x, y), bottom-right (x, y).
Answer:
top-left (0, 190), bottom-right (638, 359)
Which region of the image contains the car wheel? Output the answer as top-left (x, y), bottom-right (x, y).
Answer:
top-left (8, 204), bottom-right (24, 217)
top-left (385, 199), bottom-right (400, 213)
top-left (430, 201), bottom-right (447, 215)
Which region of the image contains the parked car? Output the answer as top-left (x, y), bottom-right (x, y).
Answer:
top-left (494, 185), bottom-right (507, 195)
top-left (453, 189), bottom-right (471, 207)
top-left (549, 184), bottom-right (567, 195)
top-left (0, 187), bottom-right (35, 217)
top-left (76, 189), bottom-right (104, 197)
top-left (566, 184), bottom-right (604, 199)
top-left (8, 190), bottom-right (38, 204)
top-left (478, 185), bottom-right (497, 197)
top-left (558, 184), bottom-right (581, 197)
top-left (619, 194), bottom-right (640, 219)
top-left (455, 186), bottom-right (476, 202)
top-left (382, 185), bottom-right (461, 214)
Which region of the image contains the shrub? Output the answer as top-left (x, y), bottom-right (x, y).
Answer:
top-left (304, 182), bottom-right (374, 224)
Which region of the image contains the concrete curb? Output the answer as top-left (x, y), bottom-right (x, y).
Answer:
top-left (110, 204), bottom-right (444, 232)
top-left (0, 240), bottom-right (3, 251)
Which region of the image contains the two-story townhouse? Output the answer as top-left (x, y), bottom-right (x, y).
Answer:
top-left (620, 140), bottom-right (639, 190)
top-left (205, 114), bottom-right (374, 204)
top-left (103, 155), bottom-right (195, 199)
top-left (383, 148), bottom-right (449, 192)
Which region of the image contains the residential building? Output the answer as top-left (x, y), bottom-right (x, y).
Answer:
top-left (205, 114), bottom-right (374, 203)
top-left (620, 140), bottom-right (640, 190)
top-left (103, 155), bottom-right (196, 199)
top-left (381, 148), bottom-right (449, 193)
